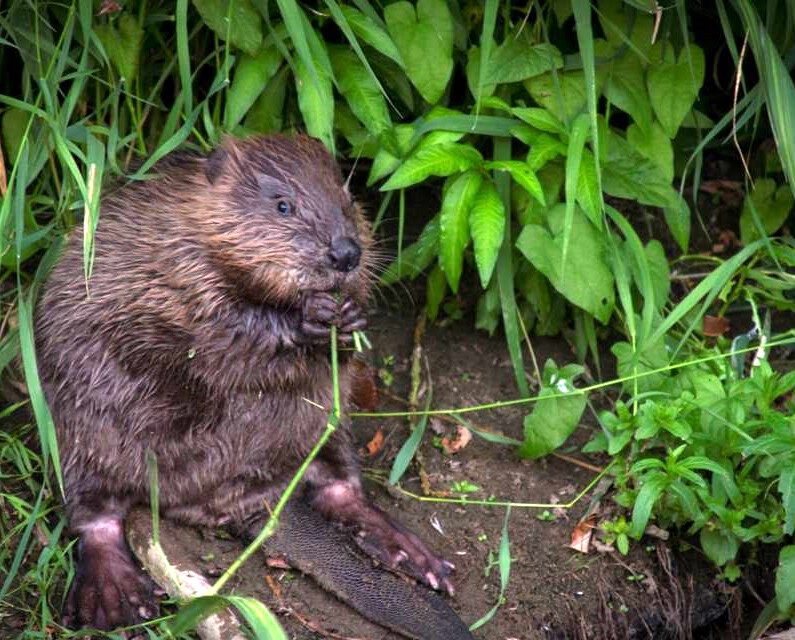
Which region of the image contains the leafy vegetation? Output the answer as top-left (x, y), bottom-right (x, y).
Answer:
top-left (1, 0), bottom-right (794, 637)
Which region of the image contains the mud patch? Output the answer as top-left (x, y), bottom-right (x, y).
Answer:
top-left (149, 307), bottom-right (730, 640)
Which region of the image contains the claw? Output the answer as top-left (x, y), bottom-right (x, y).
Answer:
top-left (425, 571), bottom-right (439, 590)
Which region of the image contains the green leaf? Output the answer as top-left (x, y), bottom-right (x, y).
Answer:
top-left (192, 0), bottom-right (262, 56)
top-left (329, 46), bottom-right (390, 136)
top-left (630, 472), bottom-right (668, 538)
top-left (380, 216), bottom-right (439, 284)
top-left (94, 15), bottom-right (144, 82)
top-left (646, 46), bottom-right (705, 138)
top-left (779, 468), bottom-right (795, 536)
top-left (469, 179), bottom-right (505, 287)
top-left (572, 151), bottom-right (603, 232)
top-left (225, 46), bottom-right (282, 130)
top-left (663, 194), bottom-right (691, 253)
top-left (699, 528), bottom-right (740, 567)
top-left (519, 361), bottom-right (586, 458)
top-left (627, 121), bottom-right (673, 184)
top-left (511, 107), bottom-right (567, 135)
top-left (776, 546), bottom-right (795, 613)
top-left (244, 66), bottom-right (288, 133)
top-left (642, 240), bottom-right (670, 312)
top-left (294, 56), bottom-right (334, 150)
top-left (527, 134), bottom-right (567, 171)
top-left (425, 264), bottom-right (446, 321)
top-left (381, 143), bottom-right (482, 190)
top-left (739, 178), bottom-right (794, 243)
top-left (484, 36), bottom-right (562, 85)
top-left (339, 5), bottom-right (404, 67)
top-left (515, 204), bottom-right (615, 323)
top-left (484, 160), bottom-right (545, 206)
top-left (612, 337), bottom-right (668, 393)
top-left (384, 0), bottom-right (453, 104)
top-left (439, 171), bottom-right (482, 292)
top-left (599, 41), bottom-right (652, 132)
top-left (525, 69), bottom-right (604, 124)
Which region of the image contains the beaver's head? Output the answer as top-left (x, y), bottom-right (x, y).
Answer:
top-left (199, 134), bottom-right (373, 307)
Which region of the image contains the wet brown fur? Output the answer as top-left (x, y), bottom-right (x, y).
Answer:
top-left (35, 135), bottom-right (375, 532)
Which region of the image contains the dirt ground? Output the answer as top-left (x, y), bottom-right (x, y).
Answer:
top-left (152, 304), bottom-right (735, 640)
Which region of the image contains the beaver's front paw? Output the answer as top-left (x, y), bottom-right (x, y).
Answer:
top-left (63, 529), bottom-right (160, 631)
top-left (298, 293), bottom-right (367, 345)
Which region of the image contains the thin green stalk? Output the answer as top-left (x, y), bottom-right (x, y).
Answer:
top-left (350, 332), bottom-right (795, 418)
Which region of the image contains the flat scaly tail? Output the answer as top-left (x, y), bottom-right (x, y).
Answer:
top-left (267, 500), bottom-right (476, 640)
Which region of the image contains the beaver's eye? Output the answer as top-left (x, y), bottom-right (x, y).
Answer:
top-left (276, 199), bottom-right (293, 216)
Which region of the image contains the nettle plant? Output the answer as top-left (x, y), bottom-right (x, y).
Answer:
top-left (586, 348), bottom-right (795, 625)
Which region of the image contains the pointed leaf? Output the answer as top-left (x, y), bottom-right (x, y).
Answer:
top-left (469, 180), bottom-right (505, 287)
top-left (439, 171), bottom-right (482, 292)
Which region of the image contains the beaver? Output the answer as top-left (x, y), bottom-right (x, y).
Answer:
top-left (34, 134), bottom-right (473, 639)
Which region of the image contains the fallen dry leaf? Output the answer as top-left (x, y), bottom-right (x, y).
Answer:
top-left (265, 556), bottom-right (290, 571)
top-left (361, 428), bottom-right (385, 457)
top-left (703, 315), bottom-right (730, 337)
top-left (568, 514), bottom-right (597, 553)
top-left (440, 425), bottom-right (472, 454)
top-left (349, 358), bottom-right (379, 410)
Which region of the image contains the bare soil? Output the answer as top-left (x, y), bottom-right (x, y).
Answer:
top-left (157, 304), bottom-right (734, 640)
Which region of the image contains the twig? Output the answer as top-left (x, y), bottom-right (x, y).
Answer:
top-left (732, 33), bottom-right (753, 184)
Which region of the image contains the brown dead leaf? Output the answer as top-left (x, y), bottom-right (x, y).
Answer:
top-left (349, 358), bottom-right (379, 410)
top-left (361, 428), bottom-right (385, 457)
top-left (568, 514), bottom-right (597, 553)
top-left (703, 315), bottom-right (730, 337)
top-left (440, 426), bottom-right (472, 454)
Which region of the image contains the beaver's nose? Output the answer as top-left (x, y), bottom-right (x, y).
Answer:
top-left (328, 236), bottom-right (361, 272)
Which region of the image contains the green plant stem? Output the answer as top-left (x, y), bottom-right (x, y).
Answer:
top-left (209, 327), bottom-right (341, 595)
top-left (385, 462), bottom-right (611, 510)
top-left (351, 332), bottom-right (795, 418)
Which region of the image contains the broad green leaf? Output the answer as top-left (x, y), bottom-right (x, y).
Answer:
top-left (425, 263), bottom-right (446, 321)
top-left (485, 160), bottom-right (544, 205)
top-left (525, 71), bottom-right (590, 123)
top-left (329, 46), bottom-right (390, 136)
top-left (384, 0), bottom-right (453, 104)
top-left (663, 194), bottom-right (691, 253)
top-left (739, 178), bottom-right (794, 243)
top-left (627, 122), bottom-right (673, 183)
top-left (527, 133), bottom-right (567, 171)
top-left (598, 0), bottom-right (655, 52)
top-left (192, 0), bottom-right (262, 55)
top-left (465, 45), bottom-right (496, 101)
top-left (381, 216), bottom-right (439, 284)
top-left (630, 472), bottom-right (668, 538)
top-left (779, 468), bottom-right (795, 536)
top-left (519, 361), bottom-right (586, 458)
top-left (600, 127), bottom-right (682, 210)
top-left (511, 107), bottom-right (567, 135)
top-left (94, 14), bottom-right (144, 82)
top-left (244, 66), bottom-right (288, 133)
top-left (699, 528), bottom-right (740, 567)
top-left (339, 5), bottom-right (404, 67)
top-left (294, 56), bottom-right (334, 150)
top-left (469, 179), bottom-right (505, 287)
top-left (598, 40), bottom-right (652, 132)
top-left (642, 240), bottom-right (670, 312)
top-left (776, 546), bottom-right (795, 613)
top-left (367, 124), bottom-right (415, 185)
top-left (225, 46), bottom-right (282, 130)
top-left (576, 150), bottom-right (601, 226)
top-left (439, 171), bottom-right (482, 292)
top-left (515, 204), bottom-right (614, 323)
top-left (1, 107), bottom-right (29, 164)
top-left (484, 36), bottom-right (562, 85)
top-left (612, 335), bottom-right (668, 393)
top-left (647, 46), bottom-right (705, 138)
top-left (381, 142), bottom-right (482, 190)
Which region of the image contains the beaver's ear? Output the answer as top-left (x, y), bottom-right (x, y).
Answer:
top-left (205, 147), bottom-right (228, 184)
